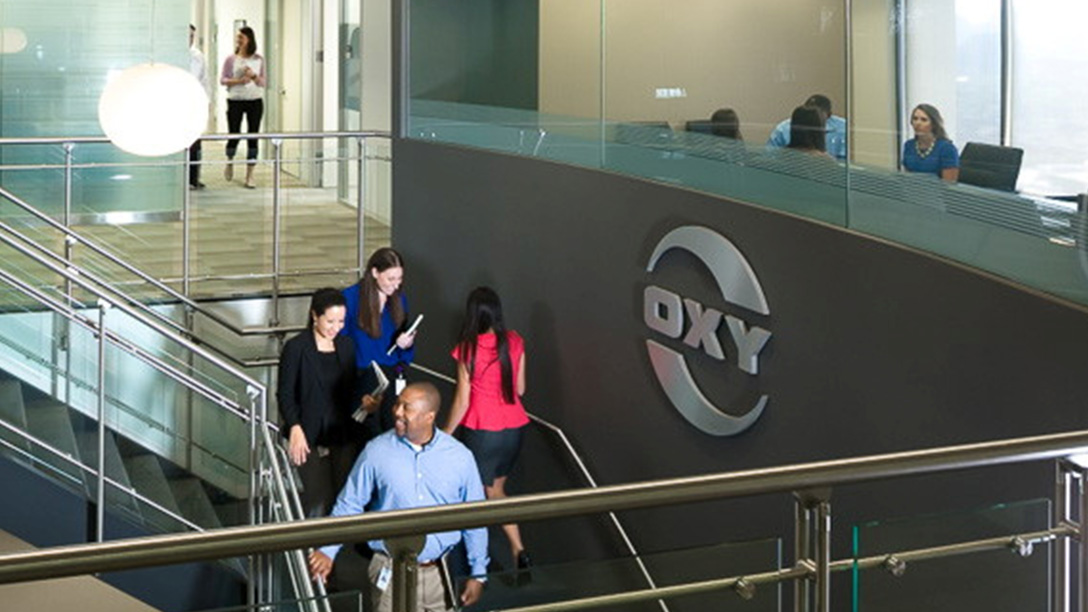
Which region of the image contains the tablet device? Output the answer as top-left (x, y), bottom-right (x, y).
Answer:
top-left (386, 314), bottom-right (424, 356)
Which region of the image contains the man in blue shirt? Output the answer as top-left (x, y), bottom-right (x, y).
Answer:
top-left (309, 382), bottom-right (489, 611)
top-left (767, 94), bottom-right (847, 160)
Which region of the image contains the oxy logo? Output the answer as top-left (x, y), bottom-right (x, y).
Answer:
top-left (644, 226), bottom-right (772, 436)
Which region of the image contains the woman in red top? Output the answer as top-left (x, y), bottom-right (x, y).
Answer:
top-left (444, 286), bottom-right (531, 574)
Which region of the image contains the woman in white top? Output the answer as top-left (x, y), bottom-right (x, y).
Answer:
top-left (220, 26), bottom-right (266, 189)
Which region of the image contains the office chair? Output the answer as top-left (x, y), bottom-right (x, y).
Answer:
top-left (684, 120), bottom-right (715, 134)
top-left (958, 142), bottom-right (1024, 192)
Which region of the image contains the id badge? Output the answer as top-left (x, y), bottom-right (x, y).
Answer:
top-left (395, 375), bottom-right (406, 396)
top-left (375, 565), bottom-right (392, 591)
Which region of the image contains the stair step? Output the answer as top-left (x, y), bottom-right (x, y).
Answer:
top-left (23, 399), bottom-right (86, 491)
top-left (122, 453), bottom-right (184, 529)
top-left (213, 498), bottom-right (250, 529)
top-left (73, 427), bottom-right (141, 519)
top-left (0, 379), bottom-right (30, 456)
top-left (169, 478), bottom-right (221, 530)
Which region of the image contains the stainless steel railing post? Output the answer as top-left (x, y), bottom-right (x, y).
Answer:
top-left (247, 384), bottom-right (262, 609)
top-left (182, 158), bottom-right (193, 298)
top-left (1054, 460), bottom-right (1073, 612)
top-left (95, 300), bottom-right (110, 543)
top-left (794, 494), bottom-right (812, 612)
top-left (388, 535), bottom-right (424, 612)
top-left (357, 136), bottom-right (367, 276)
top-left (814, 499), bottom-right (831, 612)
top-left (271, 138), bottom-right (284, 328)
top-left (1077, 468), bottom-right (1088, 612)
top-left (794, 489), bottom-right (830, 612)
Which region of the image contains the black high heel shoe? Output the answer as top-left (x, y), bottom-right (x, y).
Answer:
top-left (515, 550), bottom-right (532, 586)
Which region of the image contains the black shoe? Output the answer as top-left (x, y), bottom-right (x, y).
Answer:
top-left (515, 551), bottom-right (532, 586)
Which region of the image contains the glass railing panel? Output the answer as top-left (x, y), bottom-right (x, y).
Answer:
top-left (186, 154), bottom-right (276, 299)
top-left (469, 537), bottom-right (782, 612)
top-left (195, 590), bottom-right (364, 612)
top-left (0, 144), bottom-right (71, 220)
top-left (100, 308), bottom-right (252, 500)
top-left (846, 164), bottom-right (1088, 305)
top-left (0, 293), bottom-right (252, 515)
top-left (277, 137), bottom-right (371, 295)
top-left (402, 0), bottom-right (1088, 310)
top-left (67, 142), bottom-right (182, 220)
top-left (851, 498), bottom-right (1050, 612)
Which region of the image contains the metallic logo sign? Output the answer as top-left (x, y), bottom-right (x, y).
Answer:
top-left (644, 226), bottom-right (771, 436)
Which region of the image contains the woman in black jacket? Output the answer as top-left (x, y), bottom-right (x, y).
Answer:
top-left (278, 288), bottom-right (361, 517)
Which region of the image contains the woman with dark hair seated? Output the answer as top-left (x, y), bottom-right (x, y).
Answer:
top-left (710, 108), bottom-right (742, 141)
top-left (787, 106), bottom-right (832, 159)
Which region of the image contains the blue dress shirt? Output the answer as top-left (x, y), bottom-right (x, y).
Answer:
top-left (767, 114), bottom-right (848, 160)
top-left (319, 429), bottom-right (489, 577)
top-left (341, 285), bottom-right (415, 369)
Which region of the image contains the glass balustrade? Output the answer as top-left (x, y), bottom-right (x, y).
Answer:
top-left (851, 498), bottom-right (1051, 612)
top-left (0, 134), bottom-right (391, 307)
top-left (464, 537), bottom-right (781, 612)
top-left (0, 260), bottom-right (254, 531)
top-left (404, 0), bottom-right (1088, 308)
top-left (194, 590), bottom-right (364, 612)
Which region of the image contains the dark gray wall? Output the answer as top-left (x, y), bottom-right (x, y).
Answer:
top-left (392, 139), bottom-right (1085, 606)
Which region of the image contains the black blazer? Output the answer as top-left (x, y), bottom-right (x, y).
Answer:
top-left (277, 331), bottom-right (358, 447)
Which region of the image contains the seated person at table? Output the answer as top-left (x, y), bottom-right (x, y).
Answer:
top-left (710, 108), bottom-right (742, 141)
top-left (768, 94), bottom-right (846, 160)
top-left (786, 106), bottom-right (832, 159)
top-left (901, 103), bottom-right (959, 182)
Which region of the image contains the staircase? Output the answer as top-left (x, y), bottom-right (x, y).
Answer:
top-left (0, 187), bottom-right (320, 611)
top-left (0, 368), bottom-right (242, 536)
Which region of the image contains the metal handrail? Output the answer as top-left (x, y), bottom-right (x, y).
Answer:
top-left (0, 421), bottom-right (205, 533)
top-left (0, 428), bottom-right (1085, 584)
top-left (0, 130), bottom-right (390, 606)
top-left (0, 234), bottom-right (315, 602)
top-left (0, 185), bottom-right (233, 336)
top-left (258, 425), bottom-right (326, 612)
top-left (0, 131), bottom-right (390, 147)
top-left (409, 362), bottom-right (668, 611)
top-left (0, 129), bottom-right (392, 338)
top-left (0, 224), bottom-right (264, 408)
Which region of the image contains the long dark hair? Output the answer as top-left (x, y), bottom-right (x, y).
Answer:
top-left (237, 26), bottom-right (258, 55)
top-left (307, 287), bottom-right (346, 330)
top-left (710, 108), bottom-right (742, 141)
top-left (788, 106), bottom-right (826, 152)
top-left (456, 287), bottom-right (515, 404)
top-left (357, 247), bottom-right (405, 338)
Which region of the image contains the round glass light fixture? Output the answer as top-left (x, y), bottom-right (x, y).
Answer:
top-left (0, 27), bottom-right (28, 55)
top-left (98, 63), bottom-right (209, 157)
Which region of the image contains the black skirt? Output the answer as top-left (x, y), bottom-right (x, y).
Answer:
top-left (460, 426), bottom-right (525, 486)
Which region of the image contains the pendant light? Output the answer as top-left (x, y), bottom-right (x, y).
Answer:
top-left (97, 1), bottom-right (208, 157)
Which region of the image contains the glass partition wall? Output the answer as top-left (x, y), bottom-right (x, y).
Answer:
top-left (404, 0), bottom-right (1088, 308)
top-left (0, 0), bottom-right (189, 220)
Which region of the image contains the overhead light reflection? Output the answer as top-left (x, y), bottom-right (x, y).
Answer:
top-left (0, 27), bottom-right (28, 54)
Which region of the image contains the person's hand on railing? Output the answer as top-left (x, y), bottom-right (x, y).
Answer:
top-left (288, 425), bottom-right (310, 466)
top-left (308, 550), bottom-right (333, 584)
